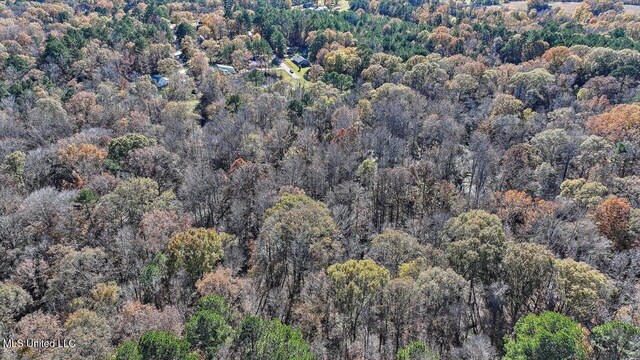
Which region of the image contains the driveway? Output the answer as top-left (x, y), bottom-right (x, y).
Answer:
top-left (280, 62), bottom-right (300, 79)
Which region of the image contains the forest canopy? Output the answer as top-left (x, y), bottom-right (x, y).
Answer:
top-left (1, 0), bottom-right (640, 358)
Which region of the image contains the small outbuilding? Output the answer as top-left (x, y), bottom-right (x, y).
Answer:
top-left (291, 55), bottom-right (310, 68)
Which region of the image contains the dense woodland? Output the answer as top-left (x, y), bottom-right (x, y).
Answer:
top-left (1, 0), bottom-right (640, 358)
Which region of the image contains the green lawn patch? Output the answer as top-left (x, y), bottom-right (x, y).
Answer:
top-left (284, 59), bottom-right (310, 80)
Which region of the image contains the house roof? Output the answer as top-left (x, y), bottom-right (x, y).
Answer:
top-left (291, 55), bottom-right (308, 63)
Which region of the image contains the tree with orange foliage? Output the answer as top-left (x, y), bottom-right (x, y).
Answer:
top-left (586, 104), bottom-right (640, 144)
top-left (196, 267), bottom-right (250, 312)
top-left (592, 196), bottom-right (632, 249)
top-left (58, 143), bottom-right (107, 180)
top-left (65, 91), bottom-right (101, 128)
top-left (496, 190), bottom-right (537, 236)
top-left (542, 46), bottom-right (572, 71)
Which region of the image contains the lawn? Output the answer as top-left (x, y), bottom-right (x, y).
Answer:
top-left (284, 59), bottom-right (310, 80)
top-left (275, 68), bottom-right (309, 87)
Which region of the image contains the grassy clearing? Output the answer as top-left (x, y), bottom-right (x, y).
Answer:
top-left (275, 68), bottom-right (309, 87)
top-left (284, 59), bottom-right (310, 80)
